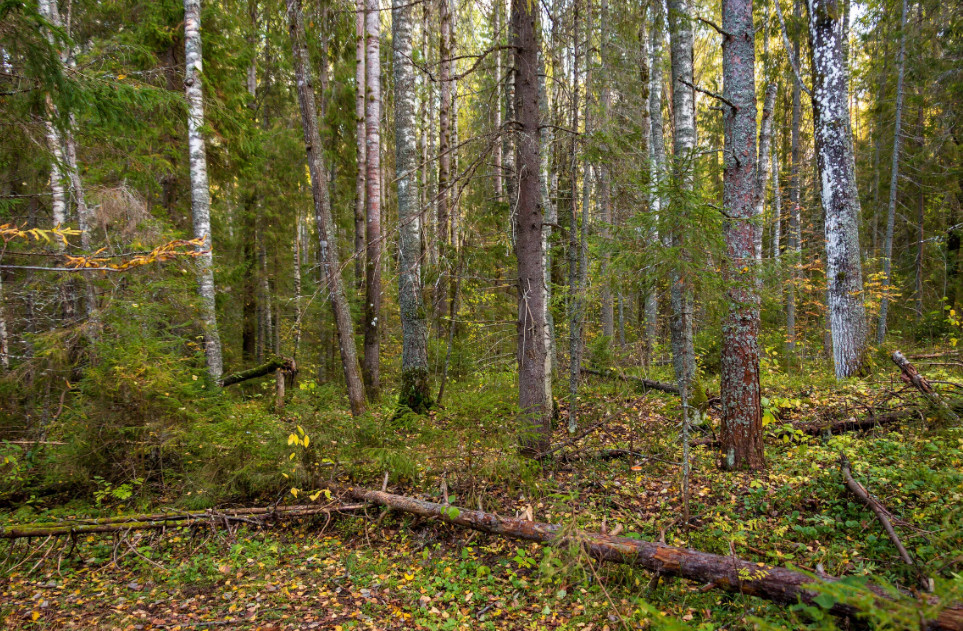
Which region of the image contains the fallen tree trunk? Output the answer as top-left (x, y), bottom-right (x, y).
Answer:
top-left (580, 366), bottom-right (679, 394)
top-left (220, 357), bottom-right (297, 387)
top-left (346, 487), bottom-right (963, 630)
top-left (893, 350), bottom-right (959, 421)
top-left (0, 503), bottom-right (365, 539)
top-left (840, 455), bottom-right (931, 591)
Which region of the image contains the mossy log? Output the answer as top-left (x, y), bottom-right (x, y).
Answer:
top-left (220, 356), bottom-right (297, 387)
top-left (347, 487), bottom-right (963, 630)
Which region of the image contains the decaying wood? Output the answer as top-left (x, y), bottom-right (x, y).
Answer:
top-left (580, 366), bottom-right (679, 394)
top-left (893, 350), bottom-right (959, 420)
top-left (840, 454), bottom-right (932, 591)
top-left (347, 488), bottom-right (962, 629)
top-left (220, 356), bottom-right (297, 387)
top-left (1, 503), bottom-right (365, 539)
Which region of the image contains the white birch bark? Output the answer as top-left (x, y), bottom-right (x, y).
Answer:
top-left (183, 0), bottom-right (223, 380)
top-left (646, 3), bottom-right (668, 354)
top-left (754, 84), bottom-right (777, 265)
top-left (363, 0), bottom-right (382, 399)
top-left (354, 0), bottom-right (366, 289)
top-left (772, 147), bottom-right (782, 261)
top-left (808, 0), bottom-right (868, 377)
top-left (876, 0), bottom-right (909, 344)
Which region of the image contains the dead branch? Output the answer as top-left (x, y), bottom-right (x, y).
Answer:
top-left (893, 351), bottom-right (959, 421)
top-left (346, 487), bottom-right (963, 630)
top-left (580, 366), bottom-right (679, 394)
top-left (220, 356), bottom-right (297, 387)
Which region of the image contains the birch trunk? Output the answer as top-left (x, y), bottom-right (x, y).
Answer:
top-left (772, 147), bottom-right (782, 262)
top-left (0, 273), bottom-right (8, 370)
top-left (876, 0), bottom-right (909, 344)
top-left (394, 0), bottom-right (432, 412)
top-left (566, 0), bottom-right (582, 433)
top-left (786, 0), bottom-right (803, 354)
top-left (354, 0), bottom-right (366, 290)
top-left (363, 0), bottom-right (382, 400)
top-left (493, 1), bottom-right (503, 203)
top-left (666, 0), bottom-right (697, 393)
top-left (646, 4), bottom-right (668, 358)
top-left (754, 83), bottom-right (777, 265)
top-left (720, 0), bottom-right (764, 471)
top-left (808, 0), bottom-right (868, 378)
top-left (512, 0), bottom-right (552, 454)
top-left (286, 0), bottom-right (366, 415)
top-left (435, 0), bottom-right (452, 327)
top-left (183, 0), bottom-right (223, 380)
top-left (538, 46), bottom-right (556, 378)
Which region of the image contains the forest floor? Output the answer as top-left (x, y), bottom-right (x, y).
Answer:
top-left (2, 359), bottom-right (963, 629)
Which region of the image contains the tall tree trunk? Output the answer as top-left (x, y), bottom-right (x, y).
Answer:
top-left (354, 0), bottom-right (366, 290)
top-left (512, 0), bottom-right (552, 454)
top-left (183, 0), bottom-right (224, 380)
top-left (915, 101), bottom-right (925, 322)
top-left (720, 0), bottom-right (764, 471)
top-left (599, 4), bottom-right (614, 342)
top-left (394, 0), bottom-right (432, 413)
top-left (493, 0), bottom-right (504, 203)
top-left (647, 3), bottom-right (668, 360)
top-left (666, 0), bottom-right (697, 394)
top-left (772, 147), bottom-right (782, 262)
top-left (754, 84), bottom-right (777, 265)
top-left (286, 0), bottom-right (366, 415)
top-left (876, 0), bottom-right (909, 344)
top-left (808, 0), bottom-right (868, 378)
top-left (363, 0), bottom-right (382, 400)
top-left (566, 0), bottom-right (582, 433)
top-left (0, 273), bottom-right (8, 370)
top-left (538, 45), bottom-right (556, 377)
top-left (786, 0), bottom-right (803, 355)
top-left (435, 0), bottom-right (452, 328)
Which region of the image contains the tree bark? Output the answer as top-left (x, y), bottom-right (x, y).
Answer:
top-left (754, 83), bottom-right (777, 265)
top-left (808, 0), bottom-right (868, 378)
top-left (435, 0), bottom-right (452, 328)
top-left (183, 0), bottom-right (224, 381)
top-left (647, 3), bottom-right (668, 359)
top-left (877, 0), bottom-right (909, 344)
top-left (394, 0), bottom-right (433, 413)
top-left (566, 0), bottom-right (582, 433)
top-left (347, 488), bottom-right (963, 630)
top-left (771, 146), bottom-right (782, 263)
top-left (220, 356), bottom-right (295, 387)
top-left (354, 0), bottom-right (366, 290)
top-left (362, 0), bottom-right (382, 401)
top-left (493, 0), bottom-right (504, 203)
top-left (720, 0), bottom-right (764, 471)
top-left (786, 0), bottom-right (803, 355)
top-left (286, 0), bottom-right (366, 416)
top-left (512, 0), bottom-right (552, 454)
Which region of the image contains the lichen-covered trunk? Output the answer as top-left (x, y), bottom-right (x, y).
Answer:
top-left (666, 0), bottom-right (697, 395)
top-left (808, 0), bottom-right (868, 378)
top-left (877, 0), bottom-right (909, 344)
top-left (363, 0), bottom-right (382, 400)
top-left (786, 0), bottom-right (803, 354)
top-left (512, 0), bottom-right (551, 454)
top-left (393, 0), bottom-right (432, 413)
top-left (183, 0), bottom-right (223, 381)
top-left (720, 0), bottom-right (764, 471)
top-left (354, 0), bottom-right (366, 290)
top-left (435, 0), bottom-right (452, 328)
top-left (754, 84), bottom-right (777, 265)
top-left (646, 4), bottom-right (668, 358)
top-left (286, 0), bottom-right (366, 415)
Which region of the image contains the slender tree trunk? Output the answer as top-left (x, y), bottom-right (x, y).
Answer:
top-left (394, 0), bottom-right (432, 412)
top-left (354, 0), bottom-right (366, 290)
top-left (666, 0), bottom-right (697, 393)
top-left (808, 0), bottom-right (868, 378)
top-left (538, 45), bottom-right (556, 378)
top-left (435, 0), bottom-right (452, 328)
top-left (876, 0), bottom-right (909, 344)
top-left (720, 0), bottom-right (764, 471)
top-left (786, 0), bottom-right (803, 355)
top-left (915, 103), bottom-right (925, 321)
top-left (647, 3), bottom-right (668, 360)
top-left (493, 0), bottom-right (504, 203)
top-left (362, 0), bottom-right (382, 400)
top-left (870, 33), bottom-right (891, 257)
top-left (754, 84), bottom-right (777, 265)
top-left (566, 0), bottom-right (582, 433)
top-left (0, 273), bottom-right (8, 370)
top-left (599, 15), bottom-right (614, 341)
top-left (286, 0), bottom-right (366, 415)
top-left (183, 0), bottom-right (223, 381)
top-left (772, 147), bottom-right (782, 263)
top-left (512, 0), bottom-right (552, 454)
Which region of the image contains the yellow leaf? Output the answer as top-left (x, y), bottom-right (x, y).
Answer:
top-left (290, 488), bottom-right (299, 498)
top-left (297, 425), bottom-right (305, 436)
top-left (32, 611), bottom-right (40, 621)
top-left (288, 433), bottom-right (298, 446)
top-left (303, 435), bottom-right (310, 448)
top-left (309, 490), bottom-right (322, 501)
top-left (289, 452), bottom-right (296, 460)
top-left (117, 74), bottom-right (126, 80)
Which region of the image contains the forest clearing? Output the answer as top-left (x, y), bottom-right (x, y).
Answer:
top-left (1, 0), bottom-right (962, 628)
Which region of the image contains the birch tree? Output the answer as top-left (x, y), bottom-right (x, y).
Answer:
top-left (354, 0), bottom-right (366, 290)
top-left (720, 0), bottom-right (764, 470)
top-left (876, 0), bottom-right (909, 344)
top-left (808, 0), bottom-right (868, 378)
top-left (754, 83), bottom-right (777, 264)
top-left (394, 0), bottom-right (432, 412)
top-left (435, 0), bottom-right (452, 324)
top-left (286, 0), bottom-right (366, 415)
top-left (647, 3), bottom-right (668, 357)
top-left (512, 0), bottom-right (552, 454)
top-left (786, 0), bottom-right (803, 354)
top-left (183, 0), bottom-right (223, 380)
top-left (363, 0), bottom-right (382, 400)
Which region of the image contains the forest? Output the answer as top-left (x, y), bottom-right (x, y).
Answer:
top-left (1, 0), bottom-right (962, 627)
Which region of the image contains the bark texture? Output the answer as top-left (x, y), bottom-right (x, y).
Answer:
top-left (183, 0), bottom-right (223, 381)
top-left (394, 0), bottom-right (432, 413)
top-left (754, 83), bottom-right (777, 265)
top-left (646, 4), bottom-right (668, 356)
top-left (363, 0), bottom-right (382, 400)
top-left (354, 0), bottom-right (366, 290)
top-left (512, 0), bottom-right (552, 454)
top-left (787, 0), bottom-right (803, 354)
top-left (286, 0), bottom-right (366, 416)
top-left (435, 0), bottom-right (452, 326)
top-left (808, 0), bottom-right (868, 378)
top-left (720, 0), bottom-right (764, 471)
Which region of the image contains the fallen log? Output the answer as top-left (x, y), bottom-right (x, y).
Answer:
top-left (840, 455), bottom-right (931, 591)
top-left (347, 488), bottom-right (963, 630)
top-left (893, 351), bottom-right (959, 421)
top-left (0, 503), bottom-right (365, 539)
top-left (220, 356), bottom-right (297, 387)
top-left (580, 366), bottom-right (679, 394)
